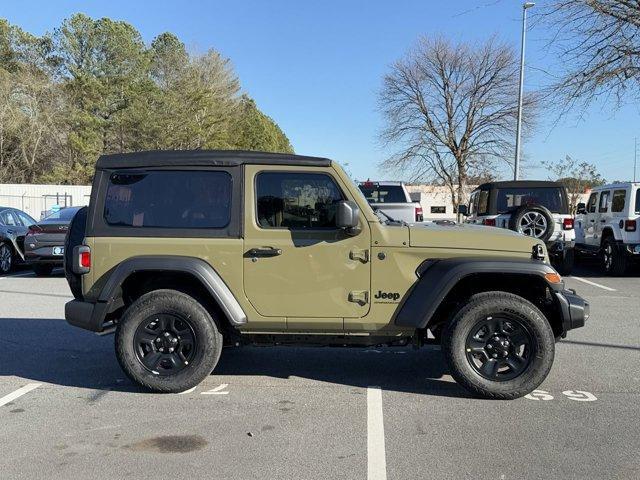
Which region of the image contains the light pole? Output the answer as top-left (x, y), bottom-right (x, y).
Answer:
top-left (514, 1), bottom-right (535, 181)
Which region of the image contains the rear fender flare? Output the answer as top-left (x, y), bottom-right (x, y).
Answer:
top-left (98, 255), bottom-right (247, 326)
top-left (394, 257), bottom-right (560, 329)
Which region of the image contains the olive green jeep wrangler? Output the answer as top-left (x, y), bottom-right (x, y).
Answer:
top-left (64, 151), bottom-right (589, 399)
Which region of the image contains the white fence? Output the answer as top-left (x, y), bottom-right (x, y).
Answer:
top-left (0, 183), bottom-right (92, 220)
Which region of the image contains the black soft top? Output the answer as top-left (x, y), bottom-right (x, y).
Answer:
top-left (95, 150), bottom-right (332, 170)
top-left (475, 180), bottom-right (565, 191)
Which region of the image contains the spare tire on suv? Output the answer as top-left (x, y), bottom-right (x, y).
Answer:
top-left (64, 206), bottom-right (87, 300)
top-left (508, 204), bottom-right (555, 242)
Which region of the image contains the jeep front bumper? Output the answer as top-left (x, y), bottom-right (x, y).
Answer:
top-left (555, 289), bottom-right (589, 335)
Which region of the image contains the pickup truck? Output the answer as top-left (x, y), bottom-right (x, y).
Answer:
top-left (358, 181), bottom-right (423, 223)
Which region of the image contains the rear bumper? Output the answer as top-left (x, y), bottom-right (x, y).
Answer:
top-left (555, 289), bottom-right (589, 335)
top-left (65, 299), bottom-right (108, 332)
top-left (25, 245), bottom-right (64, 265)
top-left (547, 239), bottom-right (574, 259)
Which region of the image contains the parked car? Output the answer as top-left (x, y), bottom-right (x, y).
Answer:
top-left (575, 182), bottom-right (640, 275)
top-left (0, 207), bottom-right (37, 274)
top-left (64, 150), bottom-right (587, 399)
top-left (462, 181), bottom-right (576, 274)
top-left (358, 180), bottom-right (423, 223)
top-left (24, 206), bottom-right (83, 276)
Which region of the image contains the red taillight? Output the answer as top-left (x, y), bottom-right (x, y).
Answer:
top-left (415, 205), bottom-right (423, 221)
top-left (27, 226), bottom-right (42, 236)
top-left (625, 219), bottom-right (637, 232)
top-left (483, 218), bottom-right (496, 226)
top-left (563, 218), bottom-right (574, 230)
top-left (80, 250), bottom-right (91, 268)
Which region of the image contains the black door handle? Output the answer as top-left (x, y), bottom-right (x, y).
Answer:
top-left (247, 247), bottom-right (282, 257)
top-left (600, 219), bottom-right (606, 223)
top-left (6, 230), bottom-right (14, 234)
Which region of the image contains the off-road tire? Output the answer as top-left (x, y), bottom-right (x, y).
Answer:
top-left (442, 291), bottom-right (555, 400)
top-left (115, 289), bottom-right (223, 393)
top-left (0, 242), bottom-right (14, 274)
top-left (601, 237), bottom-right (627, 276)
top-left (32, 264), bottom-right (54, 276)
top-left (508, 204), bottom-right (555, 242)
top-left (554, 248), bottom-right (574, 276)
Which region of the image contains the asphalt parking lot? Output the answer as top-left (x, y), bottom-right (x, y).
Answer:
top-left (0, 266), bottom-right (638, 480)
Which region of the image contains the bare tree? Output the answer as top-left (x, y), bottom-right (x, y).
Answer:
top-left (540, 1), bottom-right (640, 111)
top-left (379, 36), bottom-right (536, 211)
top-left (542, 155), bottom-right (606, 211)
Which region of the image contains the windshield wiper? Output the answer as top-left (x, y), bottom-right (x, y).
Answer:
top-left (373, 207), bottom-right (406, 226)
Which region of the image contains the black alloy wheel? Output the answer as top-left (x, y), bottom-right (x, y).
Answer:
top-left (465, 316), bottom-right (535, 382)
top-left (134, 314), bottom-right (197, 375)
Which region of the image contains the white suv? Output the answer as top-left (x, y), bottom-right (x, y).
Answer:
top-left (575, 182), bottom-right (640, 275)
top-left (463, 181), bottom-right (576, 274)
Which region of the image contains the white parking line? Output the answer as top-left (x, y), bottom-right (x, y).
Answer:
top-left (177, 386), bottom-right (197, 395)
top-left (367, 386), bottom-right (387, 480)
top-left (201, 383), bottom-right (229, 395)
top-left (570, 276), bottom-right (617, 292)
top-left (0, 271), bottom-right (34, 279)
top-left (0, 383), bottom-right (41, 407)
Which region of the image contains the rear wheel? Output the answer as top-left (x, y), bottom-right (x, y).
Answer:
top-left (601, 237), bottom-right (627, 276)
top-left (442, 291), bottom-right (555, 400)
top-left (32, 264), bottom-right (54, 276)
top-left (554, 248), bottom-right (574, 276)
top-left (0, 243), bottom-right (13, 274)
top-left (115, 289), bottom-right (223, 393)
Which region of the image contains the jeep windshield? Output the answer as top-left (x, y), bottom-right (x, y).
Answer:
top-left (496, 187), bottom-right (568, 214)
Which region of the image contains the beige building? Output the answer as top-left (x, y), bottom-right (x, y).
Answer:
top-left (0, 183), bottom-right (91, 220)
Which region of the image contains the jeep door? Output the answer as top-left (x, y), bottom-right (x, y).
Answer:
top-left (582, 191), bottom-right (599, 246)
top-left (594, 189), bottom-right (611, 243)
top-left (242, 165), bottom-right (371, 329)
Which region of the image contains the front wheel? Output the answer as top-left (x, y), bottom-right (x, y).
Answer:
top-left (115, 289), bottom-right (223, 393)
top-left (442, 291), bottom-right (555, 400)
top-left (0, 243), bottom-right (14, 274)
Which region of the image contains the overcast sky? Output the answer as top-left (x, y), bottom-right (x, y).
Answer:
top-left (4, 0), bottom-right (639, 182)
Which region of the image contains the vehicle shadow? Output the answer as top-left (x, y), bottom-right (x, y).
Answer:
top-left (0, 317), bottom-right (470, 398)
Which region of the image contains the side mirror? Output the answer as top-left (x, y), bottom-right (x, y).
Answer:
top-left (457, 204), bottom-right (468, 216)
top-left (576, 203), bottom-right (586, 215)
top-left (336, 200), bottom-right (361, 235)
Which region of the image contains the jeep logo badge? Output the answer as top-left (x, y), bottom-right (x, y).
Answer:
top-left (374, 290), bottom-right (400, 301)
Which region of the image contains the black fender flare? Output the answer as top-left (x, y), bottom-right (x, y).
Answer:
top-left (97, 255), bottom-right (247, 326)
top-left (394, 257), bottom-right (562, 329)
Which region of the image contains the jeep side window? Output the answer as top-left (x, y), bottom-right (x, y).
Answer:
top-left (469, 192), bottom-right (477, 215)
top-left (598, 190), bottom-right (610, 213)
top-left (636, 189), bottom-right (640, 214)
top-left (611, 190), bottom-right (626, 213)
top-left (477, 190), bottom-right (489, 215)
top-left (104, 170), bottom-right (232, 229)
top-left (586, 192), bottom-right (598, 213)
top-left (256, 172), bottom-right (344, 229)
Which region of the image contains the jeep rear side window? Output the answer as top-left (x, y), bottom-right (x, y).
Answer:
top-left (256, 172), bottom-right (344, 229)
top-left (496, 187), bottom-right (566, 214)
top-left (598, 191), bottom-right (610, 213)
top-left (104, 170), bottom-right (231, 229)
top-left (611, 190), bottom-right (626, 213)
top-left (586, 192), bottom-right (598, 213)
top-left (636, 189), bottom-right (640, 214)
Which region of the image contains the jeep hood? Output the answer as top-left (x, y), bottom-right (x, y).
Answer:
top-left (408, 222), bottom-right (538, 254)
